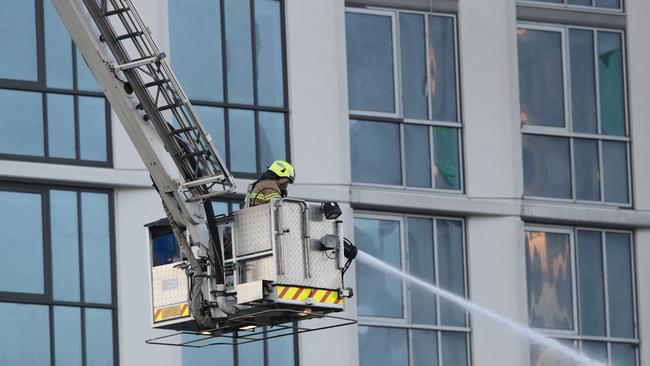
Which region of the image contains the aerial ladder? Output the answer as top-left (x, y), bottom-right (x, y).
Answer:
top-left (50, 0), bottom-right (356, 347)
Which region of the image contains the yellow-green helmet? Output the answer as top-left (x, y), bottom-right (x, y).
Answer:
top-left (267, 160), bottom-right (295, 183)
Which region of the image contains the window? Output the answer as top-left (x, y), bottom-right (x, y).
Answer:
top-left (524, 226), bottom-right (638, 365)
top-left (168, 0), bottom-right (289, 177)
top-left (0, 184), bottom-right (117, 365)
top-left (346, 8), bottom-right (463, 191)
top-left (354, 214), bottom-right (470, 366)
top-left (518, 0), bottom-right (623, 12)
top-left (183, 200), bottom-right (298, 366)
top-left (518, 24), bottom-right (630, 206)
top-left (0, 0), bottom-right (111, 166)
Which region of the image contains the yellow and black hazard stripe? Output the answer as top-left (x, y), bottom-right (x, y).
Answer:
top-left (276, 285), bottom-right (343, 306)
top-left (153, 303), bottom-right (190, 323)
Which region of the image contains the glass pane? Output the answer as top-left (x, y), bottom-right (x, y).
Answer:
top-left (169, 0), bottom-right (223, 102)
top-left (346, 12), bottom-right (395, 113)
top-left (574, 139), bottom-right (600, 201)
top-left (576, 230), bottom-right (605, 336)
top-left (581, 341), bottom-right (607, 364)
top-left (79, 96), bottom-right (108, 162)
top-left (596, 0), bottom-right (621, 9)
top-left (182, 335), bottom-right (234, 365)
top-left (350, 120), bottom-right (401, 185)
top-left (400, 14), bottom-right (427, 119)
top-left (48, 93), bottom-right (76, 159)
top-left (254, 0), bottom-right (284, 107)
top-left (569, 29), bottom-right (597, 134)
top-left (228, 109), bottom-right (256, 173)
top-left (85, 308), bottom-right (114, 366)
top-left (152, 233), bottom-right (179, 266)
top-left (429, 15), bottom-right (458, 122)
top-left (82, 192), bottom-right (112, 304)
top-left (405, 124), bottom-right (431, 188)
top-left (238, 328), bottom-right (264, 366)
top-left (531, 0), bottom-right (562, 2)
top-left (212, 201), bottom-right (230, 216)
top-left (602, 141), bottom-right (629, 204)
top-left (413, 330), bottom-right (439, 366)
top-left (225, 0), bottom-right (254, 104)
top-left (569, 0), bottom-right (593, 5)
top-left (259, 111), bottom-right (286, 172)
top-left (441, 332), bottom-right (468, 366)
top-left (598, 31), bottom-right (625, 136)
top-left (358, 326), bottom-right (408, 366)
top-left (611, 343), bottom-right (637, 366)
top-left (54, 306), bottom-right (82, 366)
top-left (51, 190), bottom-right (81, 301)
top-left (268, 331), bottom-right (294, 366)
top-left (530, 339), bottom-right (576, 366)
top-left (0, 191), bottom-right (44, 294)
top-left (0, 0), bottom-right (37, 81)
top-left (195, 105), bottom-right (226, 161)
top-left (76, 48), bottom-right (102, 92)
top-left (525, 231), bottom-right (573, 330)
top-left (355, 218), bottom-right (403, 318)
top-left (437, 219), bottom-right (466, 326)
top-left (518, 29), bottom-right (565, 127)
top-left (523, 135), bottom-right (571, 199)
top-left (408, 218), bottom-right (436, 325)
top-left (0, 303), bottom-right (50, 365)
top-left (45, 0), bottom-right (73, 89)
top-left (433, 127), bottom-right (460, 190)
top-left (0, 89), bottom-right (44, 156)
top-left (606, 232), bottom-right (634, 338)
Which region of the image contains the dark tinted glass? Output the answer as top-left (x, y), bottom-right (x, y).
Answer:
top-left (598, 32), bottom-right (625, 136)
top-left (350, 120), bottom-right (401, 185)
top-left (523, 135), bottom-right (571, 199)
top-left (408, 218), bottom-right (436, 325)
top-left (576, 230), bottom-right (606, 336)
top-left (570, 29), bottom-right (597, 134)
top-left (400, 14), bottom-right (427, 119)
top-left (438, 219), bottom-right (466, 326)
top-left (441, 332), bottom-right (469, 366)
top-left (574, 139), bottom-right (600, 201)
top-left (405, 124), bottom-right (431, 188)
top-left (606, 232), bottom-right (634, 338)
top-left (602, 141), bottom-right (629, 204)
top-left (433, 127), bottom-right (460, 190)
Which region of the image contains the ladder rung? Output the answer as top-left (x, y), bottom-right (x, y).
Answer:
top-left (104, 7), bottom-right (130, 16)
top-left (181, 151), bottom-right (209, 159)
top-left (181, 175), bottom-right (227, 188)
top-left (114, 31), bottom-right (144, 42)
top-left (112, 55), bottom-right (159, 71)
top-left (158, 101), bottom-right (185, 112)
top-left (143, 79), bottom-right (171, 88)
top-left (171, 126), bottom-right (197, 135)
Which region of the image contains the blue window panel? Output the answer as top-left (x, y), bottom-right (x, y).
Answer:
top-left (85, 308), bottom-right (114, 366)
top-left (48, 93), bottom-right (77, 159)
top-left (523, 134), bottom-right (571, 199)
top-left (346, 12), bottom-right (395, 113)
top-left (574, 139), bottom-right (600, 202)
top-left (428, 15), bottom-right (458, 122)
top-left (51, 190), bottom-right (81, 301)
top-left (355, 218), bottom-right (403, 318)
top-left (606, 232), bottom-right (634, 339)
top-left (169, 0), bottom-right (223, 102)
top-left (0, 0), bottom-right (37, 81)
top-left (54, 306), bottom-right (83, 366)
top-left (76, 48), bottom-right (102, 92)
top-left (195, 105), bottom-right (226, 162)
top-left (569, 29), bottom-right (597, 134)
top-left (0, 191), bottom-right (44, 294)
top-left (602, 141), bottom-right (629, 204)
top-left (45, 0), bottom-right (74, 89)
top-left (182, 335), bottom-right (234, 365)
top-left (79, 96), bottom-right (108, 162)
top-left (400, 14), bottom-right (427, 120)
top-left (259, 111), bottom-right (286, 172)
top-left (358, 326), bottom-right (408, 366)
top-left (238, 328), bottom-right (265, 366)
top-left (152, 233), bottom-right (180, 266)
top-left (0, 89), bottom-right (44, 156)
top-left (82, 192), bottom-right (112, 304)
top-left (433, 127), bottom-right (461, 190)
top-left (350, 120), bottom-right (401, 185)
top-left (596, 0), bottom-right (621, 9)
top-left (437, 219), bottom-right (466, 326)
top-left (611, 343), bottom-right (637, 366)
top-left (598, 31), bottom-right (625, 136)
top-left (412, 330), bottom-right (439, 366)
top-left (0, 303), bottom-right (50, 366)
top-left (268, 332), bottom-right (294, 366)
top-left (576, 230), bottom-right (606, 336)
top-left (254, 0), bottom-right (284, 107)
top-left (441, 332), bottom-right (468, 366)
top-left (228, 109), bottom-right (256, 173)
top-left (408, 218), bottom-right (436, 325)
top-left (225, 0), bottom-right (255, 104)
top-left (404, 124), bottom-right (431, 188)
top-left (581, 341), bottom-right (608, 364)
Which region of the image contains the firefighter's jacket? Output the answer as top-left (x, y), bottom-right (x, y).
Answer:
top-left (244, 179), bottom-right (282, 207)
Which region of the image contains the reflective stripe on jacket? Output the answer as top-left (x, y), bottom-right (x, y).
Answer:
top-left (244, 179), bottom-right (282, 207)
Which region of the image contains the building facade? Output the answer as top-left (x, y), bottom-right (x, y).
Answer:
top-left (0, 0), bottom-right (649, 365)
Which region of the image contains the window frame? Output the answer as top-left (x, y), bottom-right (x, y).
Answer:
top-left (523, 224), bottom-right (639, 365)
top-left (519, 22), bottom-right (632, 207)
top-left (347, 7), bottom-right (464, 193)
top-left (0, 0), bottom-right (113, 167)
top-left (0, 181), bottom-right (119, 365)
top-left (354, 211), bottom-right (471, 366)
top-left (518, 0), bottom-right (625, 13)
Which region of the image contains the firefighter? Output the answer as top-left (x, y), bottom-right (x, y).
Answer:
top-left (244, 160), bottom-right (295, 207)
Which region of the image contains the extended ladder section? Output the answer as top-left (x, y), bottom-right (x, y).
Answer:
top-left (57, 0), bottom-right (235, 203)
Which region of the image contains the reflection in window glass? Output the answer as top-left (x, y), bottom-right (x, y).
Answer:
top-left (76, 49), bottom-right (102, 92)
top-left (255, 0), bottom-right (284, 107)
top-left (408, 218), bottom-right (436, 325)
top-left (48, 94), bottom-right (76, 159)
top-left (0, 0), bottom-right (37, 81)
top-left (412, 330), bottom-right (439, 366)
top-left (433, 127), bottom-right (460, 190)
top-left (54, 306), bottom-right (83, 366)
top-left (79, 96), bottom-right (107, 162)
top-left (400, 14), bottom-right (427, 119)
top-left (437, 219), bottom-right (466, 326)
top-left (259, 112), bottom-right (286, 171)
top-left (576, 230), bottom-right (605, 336)
top-left (523, 135), bottom-right (571, 199)
top-left (0, 303), bottom-right (50, 365)
top-left (85, 308), bottom-right (114, 366)
top-left (606, 232), bottom-right (634, 339)
top-left (82, 192), bottom-right (112, 304)
top-left (229, 109), bottom-right (256, 173)
top-left (569, 29), bottom-right (597, 134)
top-left (346, 13), bottom-right (395, 113)
top-left (574, 139), bottom-right (600, 201)
top-left (225, 0), bottom-right (254, 105)
top-left (195, 105), bottom-right (226, 162)
top-left (44, 0), bottom-right (73, 89)
top-left (355, 218), bottom-right (403, 318)
top-left (598, 32), bottom-right (625, 136)
top-left (518, 29), bottom-right (565, 127)
top-left (0, 90), bottom-right (44, 156)
top-left (405, 124), bottom-right (431, 188)
top-left (602, 141), bottom-right (629, 204)
top-left (525, 231), bottom-right (573, 330)
top-left (350, 120), bottom-right (401, 185)
top-left (169, 0), bottom-right (223, 102)
top-left (0, 191), bottom-right (44, 294)
top-left (358, 326), bottom-right (408, 366)
top-left (429, 15), bottom-right (458, 122)
top-left (51, 190), bottom-right (81, 301)
top-left (610, 343), bottom-right (637, 366)
top-left (441, 332), bottom-right (469, 366)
